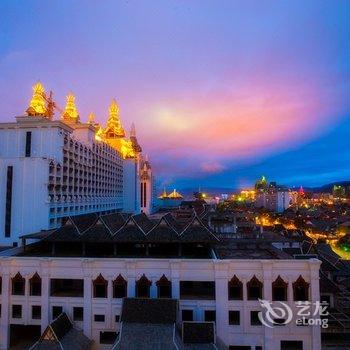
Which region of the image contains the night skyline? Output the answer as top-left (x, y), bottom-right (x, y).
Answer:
top-left (1, 1), bottom-right (350, 189)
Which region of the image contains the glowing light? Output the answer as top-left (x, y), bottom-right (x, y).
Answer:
top-left (120, 138), bottom-right (136, 159)
top-left (240, 190), bottom-right (256, 201)
top-left (61, 93), bottom-right (79, 122)
top-left (88, 112), bottom-right (95, 125)
top-left (158, 188), bottom-right (168, 199)
top-left (95, 126), bottom-right (104, 142)
top-left (105, 99), bottom-right (125, 138)
top-left (167, 189), bottom-right (183, 199)
top-left (26, 81), bottom-right (47, 116)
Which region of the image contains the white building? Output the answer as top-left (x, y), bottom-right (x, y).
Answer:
top-left (255, 178), bottom-right (291, 213)
top-left (0, 212), bottom-right (322, 350)
top-left (0, 83), bottom-right (153, 246)
top-left (139, 157), bottom-right (156, 215)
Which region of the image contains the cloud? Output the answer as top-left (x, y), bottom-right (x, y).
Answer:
top-left (201, 161), bottom-right (226, 174)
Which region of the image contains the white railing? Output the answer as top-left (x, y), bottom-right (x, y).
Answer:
top-left (172, 323), bottom-right (180, 350)
top-left (111, 322), bottom-right (123, 350)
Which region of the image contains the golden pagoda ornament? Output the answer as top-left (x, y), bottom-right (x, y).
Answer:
top-left (104, 99), bottom-right (125, 138)
top-left (120, 138), bottom-right (136, 159)
top-left (95, 125), bottom-right (105, 142)
top-left (26, 81), bottom-right (48, 117)
top-left (158, 188), bottom-right (168, 199)
top-left (168, 189), bottom-right (183, 199)
top-left (61, 93), bottom-right (79, 123)
top-left (88, 112), bottom-right (95, 125)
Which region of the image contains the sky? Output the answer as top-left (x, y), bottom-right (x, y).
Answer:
top-left (0, 0), bottom-right (350, 190)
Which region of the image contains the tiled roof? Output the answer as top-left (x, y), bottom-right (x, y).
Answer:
top-left (146, 218), bottom-right (180, 242)
top-left (115, 323), bottom-right (176, 350)
top-left (39, 212), bottom-right (219, 244)
top-left (70, 213), bottom-right (99, 234)
top-left (133, 213), bottom-right (157, 233)
top-left (215, 239), bottom-right (292, 259)
top-left (100, 213), bottom-right (128, 234)
top-left (179, 217), bottom-right (219, 243)
top-left (31, 313), bottom-right (92, 350)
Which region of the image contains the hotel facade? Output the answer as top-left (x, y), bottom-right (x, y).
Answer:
top-left (0, 212), bottom-right (321, 350)
top-left (0, 83), bottom-right (155, 246)
top-left (0, 83), bottom-right (322, 350)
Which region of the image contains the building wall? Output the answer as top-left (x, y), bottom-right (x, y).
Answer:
top-left (277, 191), bottom-right (291, 213)
top-left (0, 157), bottom-right (50, 246)
top-left (140, 176), bottom-right (153, 214)
top-left (140, 162), bottom-right (155, 215)
top-left (0, 256), bottom-right (321, 349)
top-left (123, 159), bottom-right (140, 214)
top-left (255, 191), bottom-right (291, 213)
top-left (0, 117), bottom-right (126, 245)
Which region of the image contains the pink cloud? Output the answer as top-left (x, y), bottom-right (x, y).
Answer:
top-left (201, 161), bottom-right (226, 173)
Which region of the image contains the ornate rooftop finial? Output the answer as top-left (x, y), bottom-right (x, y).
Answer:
top-left (88, 112), bottom-right (95, 125)
top-left (130, 122), bottom-right (136, 137)
top-left (26, 81), bottom-right (48, 117)
top-left (168, 189), bottom-right (183, 199)
top-left (129, 122), bottom-right (142, 154)
top-left (61, 92), bottom-right (79, 123)
top-left (109, 98), bottom-right (119, 118)
top-left (120, 138), bottom-right (135, 159)
top-left (95, 125), bottom-right (104, 142)
top-left (104, 99), bottom-right (125, 138)
top-left (158, 188), bottom-right (168, 199)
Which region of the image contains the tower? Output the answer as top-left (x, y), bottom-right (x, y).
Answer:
top-left (130, 123), bottom-right (142, 155)
top-left (88, 112), bottom-right (95, 125)
top-left (140, 155), bottom-right (155, 214)
top-left (61, 93), bottom-right (80, 123)
top-left (104, 99), bottom-right (125, 138)
top-left (26, 81), bottom-right (48, 117)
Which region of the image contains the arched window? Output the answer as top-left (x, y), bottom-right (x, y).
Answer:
top-left (293, 276), bottom-right (309, 301)
top-left (156, 275), bottom-right (172, 298)
top-left (272, 276), bottom-right (288, 301)
top-left (12, 272), bottom-right (25, 295)
top-left (29, 272), bottom-right (41, 296)
top-left (93, 274), bottom-right (108, 298)
top-left (113, 274), bottom-right (127, 299)
top-left (135, 274), bottom-right (152, 298)
top-left (247, 275), bottom-right (263, 300)
top-left (228, 275), bottom-right (243, 300)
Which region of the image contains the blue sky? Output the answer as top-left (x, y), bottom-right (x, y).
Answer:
top-left (0, 0), bottom-right (350, 189)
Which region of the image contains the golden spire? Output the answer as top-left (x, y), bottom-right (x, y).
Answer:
top-left (61, 92), bottom-right (79, 122)
top-left (158, 188), bottom-right (168, 199)
top-left (120, 138), bottom-right (136, 159)
top-left (130, 122), bottom-right (136, 137)
top-left (104, 99), bottom-right (125, 138)
top-left (168, 189), bottom-right (183, 199)
top-left (26, 81), bottom-right (48, 116)
top-left (95, 125), bottom-right (104, 142)
top-left (88, 112), bottom-right (95, 125)
top-left (130, 122), bottom-right (142, 154)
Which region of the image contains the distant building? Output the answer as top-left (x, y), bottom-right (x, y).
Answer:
top-left (255, 176), bottom-right (291, 212)
top-left (333, 185), bottom-right (346, 199)
top-left (157, 188), bottom-right (184, 208)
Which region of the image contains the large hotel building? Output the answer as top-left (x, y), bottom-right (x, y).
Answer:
top-left (0, 82), bottom-right (155, 246)
top-left (0, 83), bottom-right (321, 350)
